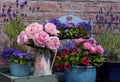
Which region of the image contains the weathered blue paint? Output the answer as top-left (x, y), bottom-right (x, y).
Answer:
top-left (65, 66), bottom-right (96, 82)
top-left (0, 72), bottom-right (58, 82)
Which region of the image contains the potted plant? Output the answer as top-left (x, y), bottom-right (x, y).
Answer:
top-left (2, 0), bottom-right (40, 52)
top-left (17, 22), bottom-right (60, 76)
top-left (1, 48), bottom-right (31, 77)
top-left (48, 18), bottom-right (91, 39)
top-left (54, 38), bottom-right (105, 82)
top-left (97, 32), bottom-right (120, 82)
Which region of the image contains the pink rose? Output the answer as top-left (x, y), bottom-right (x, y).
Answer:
top-left (25, 22), bottom-right (43, 39)
top-left (96, 45), bottom-right (104, 54)
top-left (33, 31), bottom-right (49, 47)
top-left (46, 36), bottom-right (60, 51)
top-left (17, 31), bottom-right (29, 45)
top-left (44, 23), bottom-right (60, 35)
top-left (90, 46), bottom-right (96, 54)
top-left (75, 38), bottom-right (84, 45)
top-left (89, 38), bottom-right (97, 44)
top-left (84, 42), bottom-right (92, 50)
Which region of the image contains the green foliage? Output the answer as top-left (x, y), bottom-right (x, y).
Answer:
top-left (59, 28), bottom-right (88, 39)
top-left (55, 50), bottom-right (105, 67)
top-left (3, 19), bottom-right (28, 51)
top-left (97, 32), bottom-right (120, 61)
top-left (9, 55), bottom-right (30, 65)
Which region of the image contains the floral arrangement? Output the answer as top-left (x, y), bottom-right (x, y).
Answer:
top-left (17, 22), bottom-right (60, 52)
top-left (1, 48), bottom-right (31, 65)
top-left (54, 38), bottom-right (105, 71)
top-left (48, 18), bottom-right (91, 39)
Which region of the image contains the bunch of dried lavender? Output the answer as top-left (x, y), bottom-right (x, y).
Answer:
top-left (95, 7), bottom-right (120, 33)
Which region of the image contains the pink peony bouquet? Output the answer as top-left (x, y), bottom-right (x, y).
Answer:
top-left (17, 22), bottom-right (60, 52)
top-left (54, 38), bottom-right (105, 71)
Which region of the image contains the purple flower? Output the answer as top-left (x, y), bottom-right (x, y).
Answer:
top-left (96, 14), bottom-right (99, 21)
top-left (13, 50), bottom-right (22, 56)
top-left (4, 18), bottom-right (8, 22)
top-left (65, 22), bottom-right (74, 28)
top-left (2, 48), bottom-right (31, 61)
top-left (37, 7), bottom-right (40, 10)
top-left (48, 18), bottom-right (62, 28)
top-left (29, 7), bottom-right (31, 10)
top-left (24, 1), bottom-right (27, 5)
top-left (3, 5), bottom-right (6, 8)
top-left (1, 48), bottom-right (16, 61)
top-left (64, 29), bottom-right (69, 33)
top-left (8, 14), bottom-right (11, 17)
top-left (25, 54), bottom-right (31, 60)
top-left (13, 12), bottom-right (17, 17)
top-left (21, 13), bottom-right (24, 17)
top-left (7, 7), bottom-right (11, 13)
top-left (16, 0), bottom-right (19, 3)
top-left (16, 3), bottom-right (19, 7)
top-left (20, 4), bottom-right (24, 9)
top-left (104, 52), bottom-right (110, 57)
top-left (2, 8), bottom-right (4, 13)
top-left (77, 22), bottom-right (91, 31)
top-left (2, 13), bottom-right (6, 17)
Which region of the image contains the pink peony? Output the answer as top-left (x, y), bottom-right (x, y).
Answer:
top-left (44, 23), bottom-right (60, 35)
top-left (46, 36), bottom-right (60, 51)
top-left (90, 46), bottom-right (96, 54)
top-left (75, 38), bottom-right (84, 45)
top-left (84, 42), bottom-right (92, 50)
top-left (33, 31), bottom-right (49, 47)
top-left (25, 22), bottom-right (43, 39)
top-left (96, 45), bottom-right (104, 54)
top-left (17, 31), bottom-right (29, 45)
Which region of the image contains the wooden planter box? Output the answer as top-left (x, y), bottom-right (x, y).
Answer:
top-left (0, 72), bottom-right (58, 82)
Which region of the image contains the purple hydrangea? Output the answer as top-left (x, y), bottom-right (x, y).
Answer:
top-left (1, 48), bottom-right (31, 61)
top-left (48, 18), bottom-right (91, 30)
top-left (59, 39), bottom-right (75, 50)
top-left (1, 48), bottom-right (16, 60)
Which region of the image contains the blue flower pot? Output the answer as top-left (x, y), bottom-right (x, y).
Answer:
top-left (65, 66), bottom-right (96, 82)
top-left (10, 62), bottom-right (31, 77)
top-left (100, 61), bottom-right (120, 82)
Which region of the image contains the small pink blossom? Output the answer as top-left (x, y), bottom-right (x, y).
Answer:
top-left (46, 36), bottom-right (60, 51)
top-left (33, 31), bottom-right (49, 47)
top-left (75, 38), bottom-right (84, 45)
top-left (90, 46), bottom-right (96, 54)
top-left (84, 42), bottom-right (92, 50)
top-left (17, 31), bottom-right (29, 45)
top-left (96, 45), bottom-right (104, 54)
top-left (25, 22), bottom-right (43, 39)
top-left (44, 23), bottom-right (60, 35)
